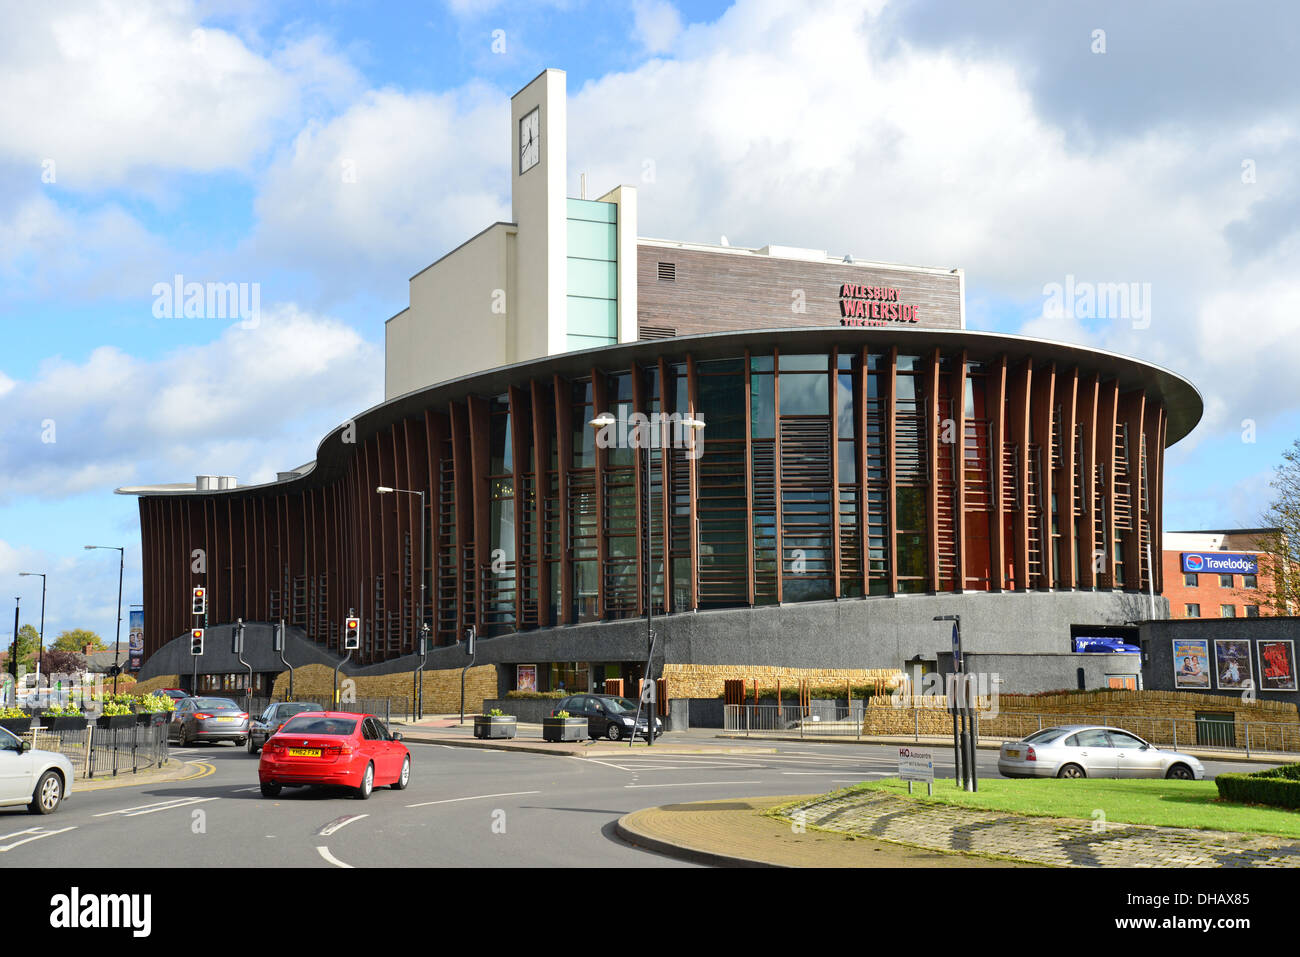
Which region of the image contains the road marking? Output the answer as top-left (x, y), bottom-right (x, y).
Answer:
top-left (232, 787), bottom-right (261, 793)
top-left (0, 826), bottom-right (76, 852)
top-left (316, 846), bottom-right (352, 868)
top-left (317, 814), bottom-right (369, 836)
top-left (94, 797), bottom-right (219, 818)
top-left (624, 781), bottom-right (763, 789)
top-left (178, 761), bottom-right (216, 782)
top-left (406, 790), bottom-right (540, 808)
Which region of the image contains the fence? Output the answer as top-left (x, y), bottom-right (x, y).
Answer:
top-left (242, 695), bottom-right (405, 725)
top-left (722, 704), bottom-right (1300, 757)
top-left (22, 723), bottom-right (170, 780)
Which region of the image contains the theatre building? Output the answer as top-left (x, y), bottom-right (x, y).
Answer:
top-left (122, 69), bottom-right (1203, 705)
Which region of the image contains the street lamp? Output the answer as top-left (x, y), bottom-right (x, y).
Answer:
top-left (18, 572), bottom-right (45, 688)
top-left (377, 485), bottom-right (429, 718)
top-left (588, 409), bottom-right (705, 746)
top-left (84, 545), bottom-right (125, 693)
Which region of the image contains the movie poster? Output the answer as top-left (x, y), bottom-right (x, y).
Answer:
top-left (1172, 638), bottom-right (1211, 689)
top-left (1258, 640), bottom-right (1298, 692)
top-left (516, 664), bottom-right (537, 693)
top-left (128, 609), bottom-right (145, 673)
top-left (1213, 639), bottom-right (1253, 690)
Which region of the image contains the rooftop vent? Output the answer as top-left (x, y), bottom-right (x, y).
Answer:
top-left (657, 261), bottom-right (676, 282)
top-left (639, 325), bottom-right (676, 340)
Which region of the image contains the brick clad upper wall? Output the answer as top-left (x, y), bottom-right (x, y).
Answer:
top-left (636, 245), bottom-right (963, 336)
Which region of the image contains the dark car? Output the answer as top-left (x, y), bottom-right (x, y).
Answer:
top-left (247, 701), bottom-right (325, 754)
top-left (168, 697), bottom-right (249, 746)
top-left (552, 693), bottom-right (663, 741)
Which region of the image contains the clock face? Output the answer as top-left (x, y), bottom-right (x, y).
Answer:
top-left (519, 107), bottom-right (540, 173)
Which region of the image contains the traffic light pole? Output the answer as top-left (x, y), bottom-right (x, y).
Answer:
top-left (276, 619), bottom-right (293, 699)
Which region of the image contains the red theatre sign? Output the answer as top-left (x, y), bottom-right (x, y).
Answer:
top-left (838, 283), bottom-right (919, 326)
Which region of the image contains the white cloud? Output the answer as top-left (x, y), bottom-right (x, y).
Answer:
top-left (250, 84), bottom-right (511, 290)
top-left (633, 0), bottom-right (683, 54)
top-left (0, 0), bottom-right (360, 188)
top-left (0, 304), bottom-right (382, 501)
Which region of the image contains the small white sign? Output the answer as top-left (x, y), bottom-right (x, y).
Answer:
top-left (898, 746), bottom-right (934, 782)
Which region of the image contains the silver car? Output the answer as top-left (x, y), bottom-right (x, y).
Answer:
top-left (169, 696), bottom-right (250, 746)
top-left (0, 726), bottom-right (74, 814)
top-left (998, 725), bottom-right (1206, 780)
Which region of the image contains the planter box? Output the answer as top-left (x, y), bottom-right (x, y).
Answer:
top-left (542, 717), bottom-right (586, 742)
top-left (474, 715), bottom-right (518, 739)
top-left (0, 717), bottom-right (32, 735)
top-left (135, 711), bottom-right (168, 727)
top-left (96, 714), bottom-right (135, 729)
top-left (44, 716), bottom-right (88, 731)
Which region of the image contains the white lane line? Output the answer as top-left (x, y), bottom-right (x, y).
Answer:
top-left (624, 781), bottom-right (763, 789)
top-left (317, 814), bottom-right (369, 837)
top-left (406, 790), bottom-right (540, 808)
top-left (94, 797), bottom-right (219, 818)
top-left (233, 787), bottom-right (261, 793)
top-left (316, 846), bottom-right (352, 868)
top-left (0, 827), bottom-right (77, 852)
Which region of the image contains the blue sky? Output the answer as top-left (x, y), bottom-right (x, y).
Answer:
top-left (1, 0), bottom-right (1298, 646)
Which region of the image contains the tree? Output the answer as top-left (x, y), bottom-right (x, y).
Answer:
top-left (51, 629), bottom-right (106, 654)
top-left (7, 624), bottom-right (39, 675)
top-left (39, 649), bottom-right (86, 678)
top-left (1253, 440), bottom-right (1300, 615)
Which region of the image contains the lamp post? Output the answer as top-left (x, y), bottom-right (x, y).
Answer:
top-left (85, 545), bottom-right (125, 694)
top-left (589, 408), bottom-right (704, 745)
top-left (377, 485), bottom-right (428, 717)
top-left (18, 572), bottom-right (45, 689)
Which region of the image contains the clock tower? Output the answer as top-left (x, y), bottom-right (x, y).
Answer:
top-left (511, 68), bottom-right (568, 360)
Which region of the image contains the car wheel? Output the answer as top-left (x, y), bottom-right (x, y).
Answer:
top-left (28, 770), bottom-right (63, 815)
top-left (356, 763), bottom-right (374, 800)
top-left (1166, 763), bottom-right (1194, 780)
top-left (1057, 763), bottom-right (1086, 779)
top-left (390, 755), bottom-right (411, 790)
top-left (247, 736), bottom-right (259, 755)
top-left (234, 737), bottom-right (246, 747)
top-left (260, 782), bottom-right (281, 798)
top-left (606, 723), bottom-right (623, 741)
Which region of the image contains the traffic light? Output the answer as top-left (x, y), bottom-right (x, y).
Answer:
top-left (191, 587), bottom-right (206, 616)
top-left (190, 629), bottom-right (204, 656)
top-left (344, 617), bottom-right (360, 650)
top-left (465, 625), bottom-right (476, 657)
top-left (231, 618), bottom-right (244, 654)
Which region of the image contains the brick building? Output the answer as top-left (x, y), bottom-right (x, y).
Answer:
top-left (1161, 529), bottom-right (1281, 620)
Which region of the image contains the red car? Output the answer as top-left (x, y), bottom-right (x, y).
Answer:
top-left (258, 711), bottom-right (411, 799)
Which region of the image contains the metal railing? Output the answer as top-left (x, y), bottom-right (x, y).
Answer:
top-left (242, 695), bottom-right (403, 726)
top-left (722, 705), bottom-right (1300, 757)
top-left (723, 703), bottom-right (867, 738)
top-left (23, 723), bottom-right (170, 780)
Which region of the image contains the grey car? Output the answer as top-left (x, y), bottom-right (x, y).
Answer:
top-left (247, 701), bottom-right (324, 754)
top-left (998, 725), bottom-right (1206, 780)
top-left (169, 696), bottom-right (250, 746)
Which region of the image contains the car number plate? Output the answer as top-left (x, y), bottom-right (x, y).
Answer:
top-left (1006, 749), bottom-right (1020, 758)
top-left (215, 716), bottom-right (235, 722)
top-left (288, 748), bottom-right (321, 757)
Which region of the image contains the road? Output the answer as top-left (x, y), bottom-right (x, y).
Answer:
top-left (0, 736), bottom-right (1275, 867)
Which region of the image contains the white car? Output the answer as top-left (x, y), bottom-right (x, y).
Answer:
top-left (0, 726), bottom-right (73, 814)
top-left (998, 725), bottom-right (1206, 780)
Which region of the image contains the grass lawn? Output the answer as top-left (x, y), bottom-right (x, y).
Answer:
top-left (855, 777), bottom-right (1300, 839)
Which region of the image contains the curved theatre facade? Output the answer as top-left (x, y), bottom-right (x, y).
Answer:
top-left (131, 326), bottom-right (1200, 685)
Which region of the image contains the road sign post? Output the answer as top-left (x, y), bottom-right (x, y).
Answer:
top-left (899, 746), bottom-right (934, 796)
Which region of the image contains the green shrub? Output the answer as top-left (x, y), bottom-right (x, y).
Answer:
top-left (43, 704), bottom-right (82, 717)
top-left (0, 707), bottom-right (27, 719)
top-left (504, 689), bottom-right (570, 699)
top-left (554, 711), bottom-right (570, 719)
top-left (484, 708), bottom-right (511, 718)
top-left (1215, 763), bottom-right (1300, 810)
top-left (140, 692), bottom-right (175, 713)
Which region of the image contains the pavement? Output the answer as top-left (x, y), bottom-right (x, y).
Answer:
top-left (616, 795), bottom-right (1030, 867)
top-left (75, 757), bottom-right (206, 792)
top-left (618, 786), bottom-right (1300, 868)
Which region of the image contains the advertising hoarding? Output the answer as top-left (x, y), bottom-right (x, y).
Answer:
top-left (1172, 638), bottom-right (1211, 689)
top-left (1258, 640), bottom-right (1298, 692)
top-left (516, 664), bottom-right (537, 693)
top-left (1213, 639), bottom-right (1254, 690)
